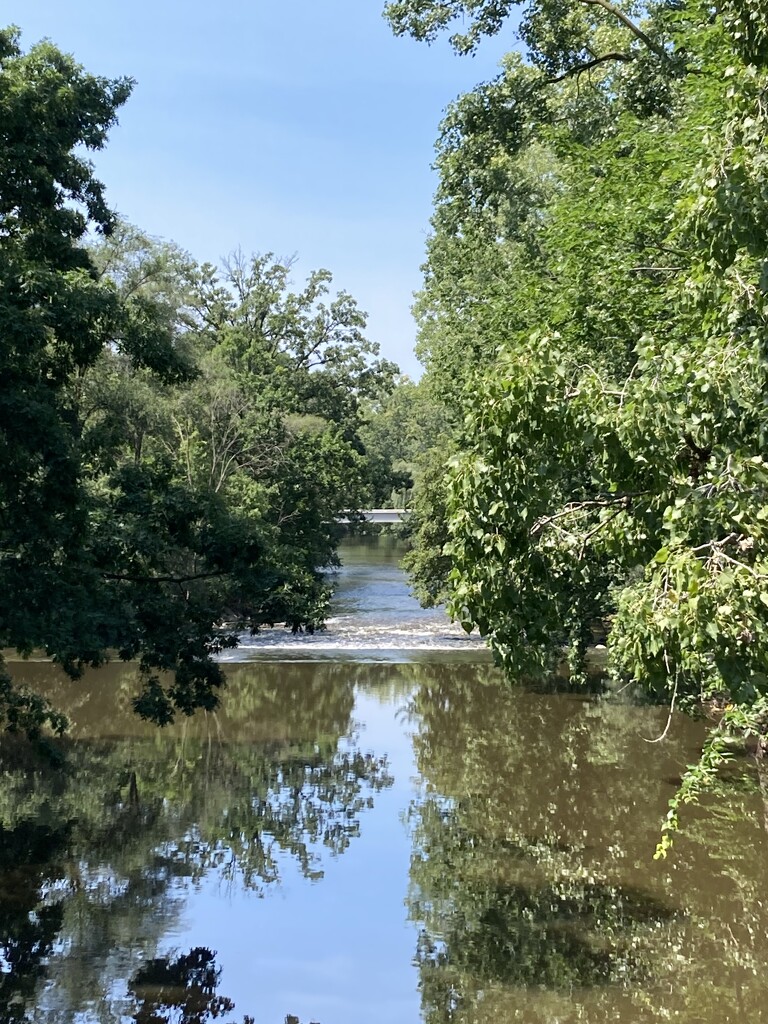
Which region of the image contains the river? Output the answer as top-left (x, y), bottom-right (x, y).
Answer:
top-left (2, 536), bottom-right (767, 1022)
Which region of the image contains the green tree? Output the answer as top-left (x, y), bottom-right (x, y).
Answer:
top-left (387, 0), bottom-right (768, 841)
top-left (358, 377), bottom-right (449, 507)
top-left (0, 31), bottom-right (396, 733)
top-left (0, 26), bottom-right (151, 734)
top-left (178, 250), bottom-right (400, 621)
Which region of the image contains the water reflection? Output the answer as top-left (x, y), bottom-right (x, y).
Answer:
top-left (0, 664), bottom-right (394, 1022)
top-left (406, 666), bottom-right (768, 1022)
top-left (0, 818), bottom-right (67, 1022)
top-left (128, 947), bottom-right (239, 1023)
top-left (1, 656), bottom-right (768, 1022)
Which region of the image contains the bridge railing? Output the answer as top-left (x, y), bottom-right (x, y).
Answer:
top-left (337, 509), bottom-right (410, 524)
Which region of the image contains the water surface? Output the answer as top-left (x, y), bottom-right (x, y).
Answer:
top-left (3, 538), bottom-right (767, 1023)
top-left (222, 535), bottom-right (488, 660)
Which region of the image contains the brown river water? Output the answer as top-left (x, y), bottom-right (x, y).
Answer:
top-left (2, 537), bottom-right (767, 1022)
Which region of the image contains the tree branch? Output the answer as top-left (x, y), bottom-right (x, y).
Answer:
top-left (578, 507), bottom-right (625, 558)
top-left (690, 532), bottom-right (742, 554)
top-left (102, 571), bottom-right (228, 584)
top-left (644, 654), bottom-right (679, 743)
top-left (578, 0), bottom-right (667, 58)
top-left (630, 266), bottom-right (684, 274)
top-left (548, 51), bottom-right (633, 83)
top-left (530, 492), bottom-right (648, 537)
top-left (684, 432), bottom-right (712, 462)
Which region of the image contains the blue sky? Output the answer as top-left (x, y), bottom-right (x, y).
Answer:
top-left (7, 2), bottom-right (512, 377)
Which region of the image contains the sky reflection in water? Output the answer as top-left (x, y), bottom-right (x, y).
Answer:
top-left (2, 538), bottom-right (768, 1023)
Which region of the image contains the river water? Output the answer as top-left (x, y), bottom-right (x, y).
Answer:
top-left (219, 535), bottom-right (488, 661)
top-left (3, 537), bottom-right (768, 1022)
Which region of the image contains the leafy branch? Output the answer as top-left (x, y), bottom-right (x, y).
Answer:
top-left (547, 51), bottom-right (633, 83)
top-left (578, 0), bottom-right (667, 58)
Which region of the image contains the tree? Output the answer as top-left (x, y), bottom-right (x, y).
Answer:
top-left (185, 250), bottom-right (398, 571)
top-left (0, 31), bottom-right (396, 733)
top-left (358, 376), bottom-right (449, 508)
top-left (387, 0), bottom-right (768, 844)
top-left (0, 25), bottom-right (143, 734)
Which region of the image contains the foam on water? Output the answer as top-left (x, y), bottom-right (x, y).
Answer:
top-left (220, 537), bottom-right (488, 662)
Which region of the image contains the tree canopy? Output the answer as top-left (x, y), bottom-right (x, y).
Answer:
top-left (386, 0), bottom-right (768, 843)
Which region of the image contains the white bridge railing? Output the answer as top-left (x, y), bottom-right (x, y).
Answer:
top-left (337, 508), bottom-right (410, 524)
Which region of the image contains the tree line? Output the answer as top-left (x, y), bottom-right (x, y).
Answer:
top-left (0, 25), bottom-right (427, 733)
top-left (385, 0), bottom-right (768, 846)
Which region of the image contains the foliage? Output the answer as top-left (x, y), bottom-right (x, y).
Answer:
top-left (401, 446), bottom-right (460, 606)
top-left (387, 0), bottom-right (768, 840)
top-left (0, 26), bottom-right (131, 733)
top-left (0, 30), bottom-right (397, 732)
top-left (359, 376), bottom-right (451, 508)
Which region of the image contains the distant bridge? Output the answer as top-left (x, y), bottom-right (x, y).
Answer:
top-left (337, 508), bottom-right (410, 524)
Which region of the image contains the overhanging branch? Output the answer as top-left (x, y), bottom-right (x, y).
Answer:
top-left (548, 51), bottom-right (633, 83)
top-left (102, 570), bottom-right (228, 584)
top-left (530, 492), bottom-right (649, 538)
top-left (579, 0), bottom-right (667, 58)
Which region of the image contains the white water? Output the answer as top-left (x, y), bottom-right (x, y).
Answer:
top-left (220, 536), bottom-right (488, 662)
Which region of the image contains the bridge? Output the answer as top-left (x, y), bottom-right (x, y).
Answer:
top-left (337, 508), bottom-right (410, 524)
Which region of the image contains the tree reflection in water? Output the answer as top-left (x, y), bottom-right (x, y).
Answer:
top-left (2, 660), bottom-right (768, 1022)
top-left (128, 946), bottom-right (318, 1023)
top-left (406, 664), bottom-right (768, 1023)
top-left (129, 947), bottom-right (239, 1023)
top-left (0, 820), bottom-right (68, 1022)
top-left (0, 667), bottom-right (390, 1022)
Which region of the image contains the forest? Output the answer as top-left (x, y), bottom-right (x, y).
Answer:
top-left (3, 0), bottom-right (768, 852)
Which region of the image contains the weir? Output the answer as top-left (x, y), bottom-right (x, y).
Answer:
top-left (337, 508), bottom-right (410, 524)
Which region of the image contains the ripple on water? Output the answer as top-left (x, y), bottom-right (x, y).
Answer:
top-left (218, 538), bottom-right (490, 662)
top-left (219, 616), bottom-right (488, 662)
